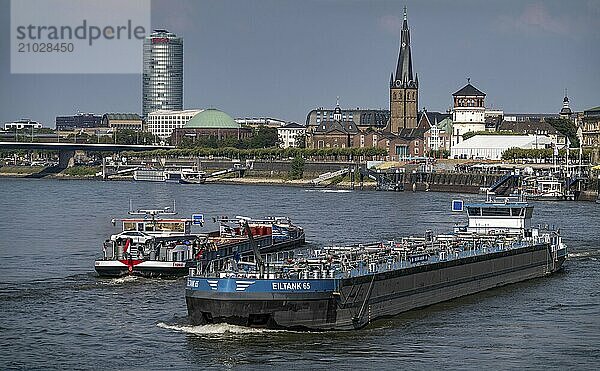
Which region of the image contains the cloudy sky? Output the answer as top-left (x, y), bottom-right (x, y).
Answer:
top-left (0, 0), bottom-right (599, 127)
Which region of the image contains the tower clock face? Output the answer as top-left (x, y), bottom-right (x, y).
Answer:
top-left (402, 42), bottom-right (406, 48)
top-left (395, 81), bottom-right (401, 87)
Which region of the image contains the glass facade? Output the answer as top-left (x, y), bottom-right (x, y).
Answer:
top-left (142, 30), bottom-right (183, 118)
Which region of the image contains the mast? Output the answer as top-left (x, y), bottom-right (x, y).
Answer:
top-left (242, 221), bottom-right (265, 277)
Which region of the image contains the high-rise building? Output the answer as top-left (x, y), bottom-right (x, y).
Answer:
top-left (142, 29), bottom-right (183, 118)
top-left (390, 7), bottom-right (418, 133)
top-left (55, 113), bottom-right (103, 131)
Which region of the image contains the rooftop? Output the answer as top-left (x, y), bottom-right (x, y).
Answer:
top-left (103, 113), bottom-right (142, 121)
top-left (453, 83), bottom-right (486, 97)
top-left (184, 109), bottom-right (240, 129)
top-left (453, 134), bottom-right (551, 149)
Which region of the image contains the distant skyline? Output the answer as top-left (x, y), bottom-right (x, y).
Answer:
top-left (1, 0), bottom-right (599, 127)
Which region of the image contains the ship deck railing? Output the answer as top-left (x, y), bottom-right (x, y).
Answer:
top-left (190, 232), bottom-right (554, 280)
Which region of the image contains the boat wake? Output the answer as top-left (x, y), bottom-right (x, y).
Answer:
top-left (568, 250), bottom-right (600, 260)
top-left (99, 276), bottom-right (139, 285)
top-left (156, 322), bottom-right (287, 335)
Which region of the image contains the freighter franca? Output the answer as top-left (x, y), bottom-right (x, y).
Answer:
top-left (185, 194), bottom-right (567, 330)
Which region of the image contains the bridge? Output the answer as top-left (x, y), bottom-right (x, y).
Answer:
top-left (0, 142), bottom-right (174, 168)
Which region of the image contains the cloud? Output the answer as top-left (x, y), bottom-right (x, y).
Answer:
top-left (378, 14), bottom-right (402, 35)
top-left (493, 2), bottom-right (569, 36)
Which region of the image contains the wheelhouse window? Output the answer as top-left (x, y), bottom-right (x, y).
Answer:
top-left (481, 207), bottom-right (511, 216)
top-left (510, 208), bottom-right (525, 216)
top-left (467, 207), bottom-right (481, 216)
top-left (123, 222), bottom-right (136, 231)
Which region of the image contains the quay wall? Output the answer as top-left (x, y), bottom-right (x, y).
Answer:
top-left (197, 160), bottom-right (354, 178)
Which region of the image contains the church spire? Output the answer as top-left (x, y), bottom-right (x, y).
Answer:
top-left (395, 6), bottom-right (414, 87)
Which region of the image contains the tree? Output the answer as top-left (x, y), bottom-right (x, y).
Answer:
top-left (546, 118), bottom-right (579, 148)
top-left (248, 126), bottom-right (280, 148)
top-left (288, 156), bottom-right (305, 180)
top-left (294, 133), bottom-right (306, 148)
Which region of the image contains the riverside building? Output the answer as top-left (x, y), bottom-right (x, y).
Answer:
top-left (142, 30), bottom-right (183, 118)
top-left (4, 119), bottom-right (42, 131)
top-left (147, 109), bottom-right (203, 140)
top-left (451, 81), bottom-right (487, 146)
top-left (278, 123), bottom-right (306, 148)
top-left (55, 113), bottom-right (102, 131)
top-left (389, 7), bottom-right (418, 132)
top-left (171, 109), bottom-right (251, 146)
top-left (101, 113), bottom-right (144, 132)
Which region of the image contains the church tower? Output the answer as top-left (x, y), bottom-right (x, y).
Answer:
top-left (390, 7), bottom-right (418, 133)
top-left (559, 89), bottom-right (573, 119)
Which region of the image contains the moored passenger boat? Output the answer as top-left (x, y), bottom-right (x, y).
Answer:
top-left (94, 205), bottom-right (305, 278)
top-left (186, 194), bottom-right (567, 330)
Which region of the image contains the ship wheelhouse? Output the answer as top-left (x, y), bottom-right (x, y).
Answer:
top-left (464, 195), bottom-right (534, 235)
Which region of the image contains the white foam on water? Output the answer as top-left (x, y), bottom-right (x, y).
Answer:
top-left (568, 251), bottom-right (599, 258)
top-left (157, 322), bottom-right (287, 335)
top-left (99, 276), bottom-right (139, 285)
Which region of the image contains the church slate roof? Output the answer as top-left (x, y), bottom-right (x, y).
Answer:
top-left (281, 122), bottom-right (305, 129)
top-left (380, 128), bottom-right (428, 140)
top-left (395, 10), bottom-right (414, 85)
top-left (452, 83), bottom-right (486, 97)
top-left (313, 120), bottom-right (359, 135)
top-left (419, 111), bottom-right (451, 125)
top-left (497, 120), bottom-right (560, 135)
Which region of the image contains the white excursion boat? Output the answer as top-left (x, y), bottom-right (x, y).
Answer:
top-left (523, 175), bottom-right (573, 201)
top-left (133, 168), bottom-right (207, 184)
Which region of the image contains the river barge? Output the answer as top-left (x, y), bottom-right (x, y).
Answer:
top-left (94, 205), bottom-right (305, 278)
top-left (186, 194), bottom-right (567, 330)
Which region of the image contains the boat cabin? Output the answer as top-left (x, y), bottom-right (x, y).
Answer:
top-left (121, 218), bottom-right (191, 237)
top-left (464, 195), bottom-right (533, 235)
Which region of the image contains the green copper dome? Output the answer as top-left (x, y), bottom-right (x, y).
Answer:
top-left (184, 109), bottom-right (240, 129)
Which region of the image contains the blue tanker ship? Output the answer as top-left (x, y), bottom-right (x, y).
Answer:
top-left (186, 194), bottom-right (567, 330)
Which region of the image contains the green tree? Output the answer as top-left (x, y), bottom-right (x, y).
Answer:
top-left (288, 156), bottom-right (305, 180)
top-left (247, 126), bottom-right (280, 148)
top-left (294, 133), bottom-right (306, 148)
top-left (546, 118), bottom-right (579, 148)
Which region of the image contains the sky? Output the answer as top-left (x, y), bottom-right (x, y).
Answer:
top-left (0, 0), bottom-right (599, 127)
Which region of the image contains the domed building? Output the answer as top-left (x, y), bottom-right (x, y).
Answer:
top-left (171, 108), bottom-right (252, 145)
top-left (559, 90), bottom-right (573, 119)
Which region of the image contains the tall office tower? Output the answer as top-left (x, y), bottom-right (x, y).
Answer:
top-left (142, 29), bottom-right (183, 118)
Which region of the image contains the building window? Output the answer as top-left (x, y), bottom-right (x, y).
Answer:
top-left (395, 145), bottom-right (408, 158)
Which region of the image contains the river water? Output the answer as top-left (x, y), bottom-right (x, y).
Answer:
top-left (0, 178), bottom-right (598, 370)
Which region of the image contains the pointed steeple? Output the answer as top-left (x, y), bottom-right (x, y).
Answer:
top-left (395, 6), bottom-right (414, 86)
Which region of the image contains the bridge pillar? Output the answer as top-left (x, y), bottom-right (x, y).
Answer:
top-left (58, 150), bottom-right (76, 168)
